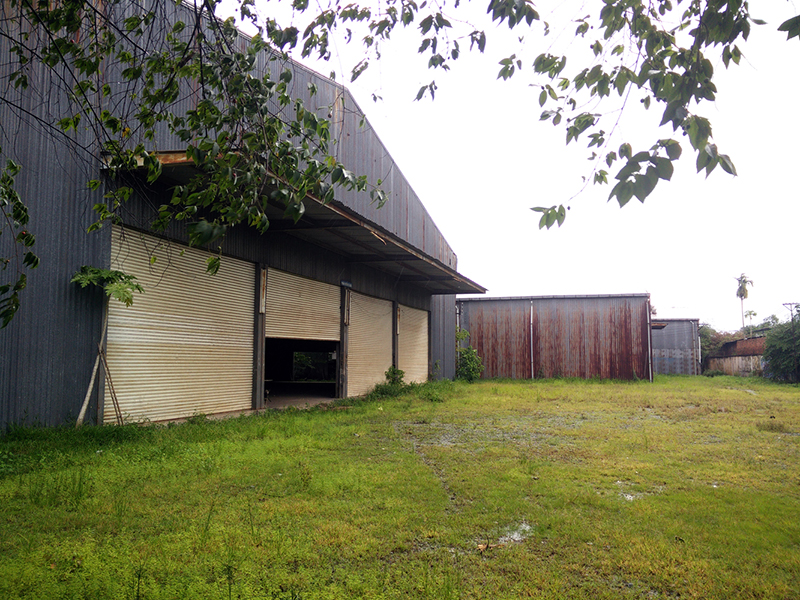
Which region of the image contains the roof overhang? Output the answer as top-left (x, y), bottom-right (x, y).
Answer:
top-left (118, 151), bottom-right (485, 295)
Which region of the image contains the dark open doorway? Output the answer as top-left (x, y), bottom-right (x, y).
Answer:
top-left (264, 338), bottom-right (338, 406)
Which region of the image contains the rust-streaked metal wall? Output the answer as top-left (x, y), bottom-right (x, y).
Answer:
top-left (651, 319), bottom-right (700, 375)
top-left (458, 295), bottom-right (652, 381)
top-left (458, 298), bottom-right (532, 379)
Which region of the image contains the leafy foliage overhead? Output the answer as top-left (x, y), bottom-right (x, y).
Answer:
top-left (263, 0), bottom-right (796, 229)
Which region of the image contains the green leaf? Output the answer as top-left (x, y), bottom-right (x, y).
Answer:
top-left (653, 157), bottom-right (673, 181)
top-left (611, 181), bottom-right (633, 207)
top-left (685, 116), bottom-right (712, 151)
top-left (632, 173), bottom-right (656, 201)
top-left (719, 154), bottom-right (737, 176)
top-left (778, 15), bottom-right (800, 40)
top-left (664, 141), bottom-right (682, 160)
top-left (615, 160), bottom-right (640, 181)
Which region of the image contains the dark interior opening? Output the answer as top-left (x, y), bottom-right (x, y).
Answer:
top-left (264, 338), bottom-right (338, 402)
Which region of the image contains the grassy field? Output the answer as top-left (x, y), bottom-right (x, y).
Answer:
top-left (0, 375), bottom-right (798, 599)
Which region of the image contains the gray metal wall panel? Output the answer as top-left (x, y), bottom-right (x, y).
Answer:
top-left (651, 319), bottom-right (700, 375)
top-left (0, 16), bottom-right (109, 427)
top-left (88, 0), bottom-right (461, 269)
top-left (430, 295), bottom-right (456, 380)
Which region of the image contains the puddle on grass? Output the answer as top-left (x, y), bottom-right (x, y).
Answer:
top-left (613, 479), bottom-right (664, 502)
top-left (498, 521), bottom-right (533, 544)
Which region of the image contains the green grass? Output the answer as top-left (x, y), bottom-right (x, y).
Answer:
top-left (1, 375), bottom-right (798, 599)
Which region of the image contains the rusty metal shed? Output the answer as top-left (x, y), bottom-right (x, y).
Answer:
top-left (707, 337), bottom-right (766, 376)
top-left (457, 294), bottom-right (653, 381)
top-left (651, 318), bottom-right (701, 375)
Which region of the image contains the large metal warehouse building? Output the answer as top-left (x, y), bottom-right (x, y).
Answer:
top-left (0, 2), bottom-right (483, 427)
top-left (457, 295), bottom-right (653, 381)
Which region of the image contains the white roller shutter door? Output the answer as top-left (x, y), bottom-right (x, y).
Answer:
top-left (398, 305), bottom-right (429, 383)
top-left (105, 227), bottom-right (255, 423)
top-left (347, 292), bottom-right (393, 396)
top-left (265, 269), bottom-right (340, 340)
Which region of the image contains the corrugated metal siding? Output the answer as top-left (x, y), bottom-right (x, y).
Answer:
top-left (347, 292), bottom-right (393, 396)
top-left (398, 305), bottom-right (429, 383)
top-left (651, 319), bottom-right (700, 375)
top-left (105, 228), bottom-right (254, 423)
top-left (0, 14), bottom-right (108, 427)
top-left (708, 355), bottom-right (764, 376)
top-left (459, 299), bottom-right (531, 379)
top-left (265, 268), bottom-right (340, 340)
top-left (458, 295), bottom-right (651, 381)
top-left (430, 295), bottom-right (456, 380)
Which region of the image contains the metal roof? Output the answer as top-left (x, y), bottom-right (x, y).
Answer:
top-left (131, 153), bottom-right (485, 295)
top-left (457, 293), bottom-right (650, 302)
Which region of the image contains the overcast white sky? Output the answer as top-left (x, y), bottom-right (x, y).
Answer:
top-left (227, 1), bottom-right (800, 332)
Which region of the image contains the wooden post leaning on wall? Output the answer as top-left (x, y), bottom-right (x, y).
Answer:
top-left (253, 265), bottom-right (267, 410)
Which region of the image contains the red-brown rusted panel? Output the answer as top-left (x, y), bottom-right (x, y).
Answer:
top-left (460, 299), bottom-right (530, 379)
top-left (715, 337), bottom-right (766, 358)
top-left (460, 294), bottom-right (650, 381)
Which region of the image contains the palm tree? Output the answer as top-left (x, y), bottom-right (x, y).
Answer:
top-left (735, 274), bottom-right (753, 331)
top-left (744, 309), bottom-right (757, 337)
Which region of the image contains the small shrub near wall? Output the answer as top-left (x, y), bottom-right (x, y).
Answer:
top-left (455, 328), bottom-right (484, 382)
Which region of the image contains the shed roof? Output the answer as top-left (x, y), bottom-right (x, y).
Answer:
top-left (457, 293), bottom-right (649, 302)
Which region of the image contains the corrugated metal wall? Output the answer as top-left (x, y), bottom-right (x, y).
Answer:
top-left (707, 355), bottom-right (763, 376)
top-left (459, 299), bottom-right (532, 379)
top-left (102, 0), bottom-right (459, 272)
top-left (651, 319), bottom-right (700, 375)
top-left (430, 295), bottom-right (456, 380)
top-left (458, 295), bottom-right (652, 381)
top-left (0, 7), bottom-right (109, 427)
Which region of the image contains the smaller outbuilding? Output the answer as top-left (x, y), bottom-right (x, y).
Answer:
top-left (456, 294), bottom-right (652, 381)
top-left (707, 338), bottom-right (766, 376)
top-left (651, 318), bottom-right (701, 375)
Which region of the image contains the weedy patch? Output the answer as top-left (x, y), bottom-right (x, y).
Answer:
top-left (22, 466), bottom-right (91, 509)
top-left (756, 420), bottom-right (789, 433)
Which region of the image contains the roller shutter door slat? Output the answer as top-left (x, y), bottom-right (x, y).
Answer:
top-left (105, 227), bottom-right (255, 423)
top-left (265, 269), bottom-right (340, 340)
top-left (348, 293), bottom-right (392, 396)
top-left (398, 305), bottom-right (429, 384)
